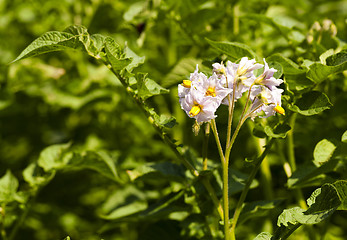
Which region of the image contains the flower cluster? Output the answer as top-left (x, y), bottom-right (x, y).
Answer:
top-left (178, 57), bottom-right (285, 123)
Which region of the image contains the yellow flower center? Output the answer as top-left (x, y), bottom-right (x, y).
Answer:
top-left (189, 105), bottom-right (202, 117)
top-left (274, 105), bottom-right (285, 115)
top-left (206, 87), bottom-right (216, 97)
top-left (182, 80), bottom-right (192, 88)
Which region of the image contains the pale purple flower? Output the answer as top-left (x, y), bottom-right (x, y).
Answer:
top-left (249, 85), bottom-right (285, 119)
top-left (178, 65), bottom-right (207, 98)
top-left (212, 62), bottom-right (226, 78)
top-left (254, 59), bottom-right (283, 90)
top-left (221, 58), bottom-right (263, 103)
top-left (195, 73), bottom-right (232, 104)
top-left (180, 87), bottom-right (220, 123)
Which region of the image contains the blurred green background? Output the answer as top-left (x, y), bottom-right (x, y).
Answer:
top-left (0, 0), bottom-right (346, 239)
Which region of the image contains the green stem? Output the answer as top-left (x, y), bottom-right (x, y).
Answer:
top-left (211, 120), bottom-right (230, 240)
top-left (8, 196), bottom-right (36, 240)
top-left (258, 137), bottom-right (273, 200)
top-left (202, 123), bottom-right (210, 171)
top-left (230, 138), bottom-right (275, 239)
top-left (287, 113), bottom-right (307, 210)
top-left (0, 206), bottom-right (8, 240)
top-left (233, 4), bottom-right (240, 36)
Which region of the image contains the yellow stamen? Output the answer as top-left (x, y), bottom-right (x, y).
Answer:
top-left (274, 105), bottom-right (285, 115)
top-left (189, 105), bottom-right (202, 117)
top-left (206, 87), bottom-right (216, 97)
top-left (182, 80), bottom-right (192, 88)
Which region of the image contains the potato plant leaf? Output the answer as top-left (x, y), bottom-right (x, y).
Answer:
top-left (37, 143), bottom-right (72, 172)
top-left (289, 91), bottom-right (332, 115)
top-left (313, 139), bottom-right (336, 166)
top-left (0, 170), bottom-right (19, 203)
top-left (206, 38), bottom-right (256, 61)
top-left (137, 73), bottom-right (169, 100)
top-left (276, 181), bottom-right (347, 239)
top-left (11, 27), bottom-right (86, 63)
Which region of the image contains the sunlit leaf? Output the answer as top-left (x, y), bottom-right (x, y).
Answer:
top-left (37, 143), bottom-right (72, 172)
top-left (104, 37), bottom-right (132, 72)
top-left (137, 73), bottom-right (169, 100)
top-left (0, 170), bottom-right (19, 203)
top-left (342, 131), bottom-right (347, 143)
top-left (23, 163), bottom-right (55, 189)
top-left (12, 29), bottom-right (84, 63)
top-left (313, 139), bottom-right (336, 166)
top-left (306, 62), bottom-right (347, 83)
top-left (254, 232), bottom-right (273, 240)
top-left (278, 182), bottom-right (345, 230)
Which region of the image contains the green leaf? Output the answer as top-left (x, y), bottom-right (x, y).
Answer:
top-left (306, 62), bottom-right (347, 84)
top-left (326, 49), bottom-right (347, 66)
top-left (305, 183), bottom-right (342, 214)
top-left (278, 182), bottom-right (343, 228)
top-left (98, 185), bottom-right (147, 220)
top-left (64, 236), bottom-right (71, 240)
top-left (137, 73), bottom-right (169, 100)
top-left (253, 122), bottom-right (291, 139)
top-left (69, 151), bottom-right (121, 182)
top-left (313, 139), bottom-right (336, 166)
top-left (11, 30), bottom-right (84, 63)
top-left (342, 131), bottom-right (347, 143)
top-left (23, 163), bottom-right (55, 189)
top-left (254, 232), bottom-right (273, 240)
top-left (289, 91), bottom-right (332, 116)
top-left (333, 180), bottom-right (347, 210)
top-left (266, 54), bottom-right (306, 75)
top-left (264, 123), bottom-right (291, 138)
top-left (239, 199), bottom-right (283, 225)
top-left (37, 143), bottom-right (72, 172)
top-left (139, 190), bottom-right (188, 220)
top-left (267, 61), bottom-right (283, 79)
top-left (205, 38), bottom-right (256, 61)
top-left (228, 168), bottom-right (259, 196)
top-left (124, 44), bottom-right (145, 72)
top-left (104, 37), bottom-right (132, 72)
top-left (127, 162), bottom-right (185, 182)
top-left (162, 57), bottom-right (203, 88)
top-left (287, 160), bottom-right (340, 188)
top-left (155, 114), bottom-right (177, 129)
top-left (0, 170), bottom-right (19, 203)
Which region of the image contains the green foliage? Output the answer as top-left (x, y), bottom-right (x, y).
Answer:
top-left (1, 0), bottom-right (346, 239)
top-left (206, 38), bottom-right (257, 61)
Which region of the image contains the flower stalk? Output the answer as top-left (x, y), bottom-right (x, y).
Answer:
top-left (177, 57), bottom-right (285, 240)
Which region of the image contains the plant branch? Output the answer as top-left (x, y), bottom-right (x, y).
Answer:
top-left (230, 138), bottom-right (275, 238)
